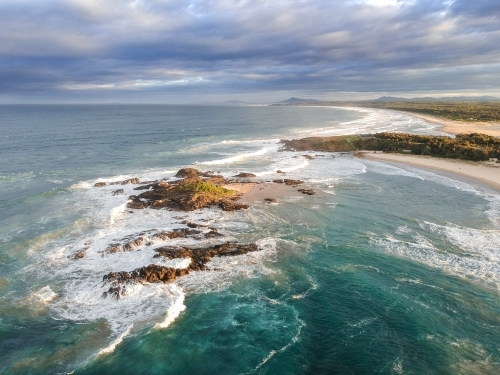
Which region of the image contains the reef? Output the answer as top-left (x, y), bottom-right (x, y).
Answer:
top-left (102, 242), bottom-right (259, 298)
top-left (93, 168), bottom-right (253, 212)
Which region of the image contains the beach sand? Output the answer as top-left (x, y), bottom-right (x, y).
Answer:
top-left (222, 182), bottom-right (303, 203)
top-left (358, 152), bottom-right (500, 191)
top-left (402, 111), bottom-right (500, 136)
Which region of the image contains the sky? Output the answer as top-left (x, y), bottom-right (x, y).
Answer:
top-left (1, 0), bottom-right (499, 103)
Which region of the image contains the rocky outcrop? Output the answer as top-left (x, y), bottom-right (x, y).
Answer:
top-left (284, 179), bottom-right (304, 185)
top-left (99, 168), bottom-right (250, 213)
top-left (175, 168), bottom-right (201, 179)
top-left (107, 237), bottom-right (145, 254)
top-left (95, 178), bottom-right (140, 187)
top-left (102, 265), bottom-right (187, 298)
top-left (219, 200), bottom-right (249, 211)
top-left (102, 242), bottom-right (260, 298)
top-left (109, 178), bottom-right (140, 185)
top-left (273, 178), bottom-right (304, 185)
top-left (276, 170), bottom-right (285, 174)
top-left (127, 196), bottom-right (149, 209)
top-left (102, 226), bottom-right (219, 254)
top-left (122, 178), bottom-right (140, 185)
top-left (153, 242), bottom-right (259, 271)
top-left (298, 189), bottom-right (316, 195)
top-left (233, 172), bottom-right (257, 178)
top-left (181, 221), bottom-right (207, 228)
top-left (151, 228), bottom-right (201, 241)
top-left (127, 173), bottom-right (242, 212)
top-left (74, 249), bottom-right (87, 259)
top-left (264, 198), bottom-right (277, 203)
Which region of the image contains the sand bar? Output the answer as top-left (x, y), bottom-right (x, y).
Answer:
top-left (222, 182), bottom-right (303, 203)
top-left (401, 111), bottom-right (500, 136)
top-left (359, 152), bottom-right (500, 191)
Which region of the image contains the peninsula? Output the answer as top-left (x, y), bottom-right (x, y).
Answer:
top-left (281, 132), bottom-right (500, 190)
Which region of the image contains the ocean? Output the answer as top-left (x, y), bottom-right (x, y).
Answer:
top-left (1, 104), bottom-right (499, 375)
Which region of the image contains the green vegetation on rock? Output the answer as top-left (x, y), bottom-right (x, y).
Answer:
top-left (282, 132), bottom-right (500, 161)
top-left (173, 180), bottom-right (236, 196)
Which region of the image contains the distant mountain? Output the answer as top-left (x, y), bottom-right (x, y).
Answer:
top-left (375, 95), bottom-right (500, 102)
top-left (276, 97), bottom-right (320, 104)
top-left (374, 96), bottom-right (407, 101)
top-left (436, 96), bottom-right (500, 101)
top-left (202, 100), bottom-right (255, 105)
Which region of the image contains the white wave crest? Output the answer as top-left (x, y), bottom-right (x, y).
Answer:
top-left (370, 226), bottom-right (500, 290)
top-left (198, 146), bottom-right (276, 165)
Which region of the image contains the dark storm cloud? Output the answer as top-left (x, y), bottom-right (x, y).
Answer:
top-left (0, 0), bottom-right (499, 102)
top-left (450, 0), bottom-right (500, 17)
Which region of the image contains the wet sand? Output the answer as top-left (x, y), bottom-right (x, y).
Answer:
top-left (401, 111), bottom-right (500, 136)
top-left (222, 182), bottom-right (303, 203)
top-left (358, 152), bottom-right (500, 191)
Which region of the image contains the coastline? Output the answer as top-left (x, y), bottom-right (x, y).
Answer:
top-left (222, 182), bottom-right (303, 203)
top-left (358, 151), bottom-right (500, 191)
top-left (399, 111), bottom-right (500, 136)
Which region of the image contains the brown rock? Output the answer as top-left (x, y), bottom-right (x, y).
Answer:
top-left (154, 242), bottom-right (259, 269)
top-left (284, 179), bottom-right (304, 185)
top-left (151, 228), bottom-right (201, 241)
top-left (127, 196), bottom-right (149, 209)
top-left (94, 182), bottom-right (106, 187)
top-left (276, 170), bottom-right (285, 174)
top-left (219, 200), bottom-right (249, 211)
top-left (123, 237), bottom-right (144, 251)
top-left (303, 155), bottom-right (314, 160)
top-left (102, 242), bottom-right (261, 298)
top-left (174, 168), bottom-right (201, 179)
top-left (264, 198), bottom-right (277, 203)
top-left (122, 178), bottom-right (140, 185)
top-left (233, 172), bottom-right (257, 178)
top-left (298, 189), bottom-right (316, 195)
top-left (204, 229), bottom-right (223, 238)
top-left (273, 179), bottom-right (284, 184)
top-left (75, 248), bottom-right (87, 259)
top-left (181, 221), bottom-right (207, 228)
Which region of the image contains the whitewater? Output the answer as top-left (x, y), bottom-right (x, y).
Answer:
top-left (1, 104), bottom-right (499, 374)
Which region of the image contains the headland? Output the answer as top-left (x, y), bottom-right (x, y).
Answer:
top-left (280, 132), bottom-right (500, 191)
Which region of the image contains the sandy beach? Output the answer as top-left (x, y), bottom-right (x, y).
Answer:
top-left (401, 111), bottom-right (500, 136)
top-left (358, 151), bottom-right (500, 191)
top-left (223, 182), bottom-right (303, 203)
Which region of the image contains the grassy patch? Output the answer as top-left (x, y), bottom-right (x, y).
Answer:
top-left (174, 180), bottom-right (236, 196)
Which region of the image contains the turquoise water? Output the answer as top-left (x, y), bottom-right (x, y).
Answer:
top-left (1, 105), bottom-right (499, 374)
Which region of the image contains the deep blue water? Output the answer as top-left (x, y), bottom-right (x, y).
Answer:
top-left (1, 105), bottom-right (499, 374)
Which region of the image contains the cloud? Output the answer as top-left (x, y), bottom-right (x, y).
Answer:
top-left (0, 0), bottom-right (499, 102)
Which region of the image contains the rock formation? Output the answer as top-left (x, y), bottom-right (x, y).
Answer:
top-left (298, 189), bottom-right (316, 195)
top-left (233, 172), bottom-right (257, 178)
top-left (102, 242), bottom-right (259, 298)
top-left (284, 179), bottom-right (304, 185)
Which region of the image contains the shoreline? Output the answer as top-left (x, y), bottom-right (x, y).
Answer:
top-left (358, 151), bottom-right (500, 191)
top-left (222, 182), bottom-right (303, 203)
top-left (398, 111), bottom-right (500, 136)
